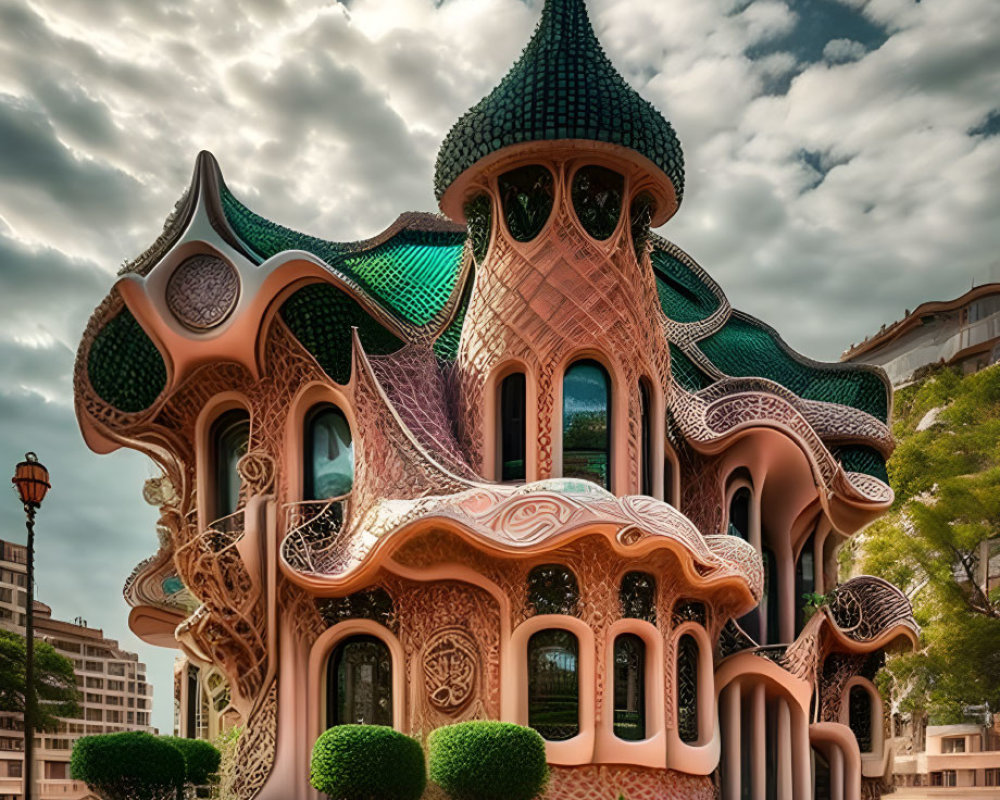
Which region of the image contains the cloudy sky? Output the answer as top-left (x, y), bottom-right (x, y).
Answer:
top-left (0, 0), bottom-right (997, 733)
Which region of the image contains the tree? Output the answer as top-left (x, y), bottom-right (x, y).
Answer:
top-left (71, 732), bottom-right (185, 800)
top-left (845, 365), bottom-right (1000, 721)
top-left (0, 629), bottom-right (81, 730)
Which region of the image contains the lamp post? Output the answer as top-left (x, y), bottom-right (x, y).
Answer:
top-left (11, 453), bottom-right (50, 800)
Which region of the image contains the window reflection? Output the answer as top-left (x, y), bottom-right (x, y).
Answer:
top-left (562, 360), bottom-right (611, 489)
top-left (528, 629), bottom-right (580, 741)
top-left (211, 409), bottom-right (250, 519)
top-left (305, 405), bottom-right (354, 500)
top-left (500, 373), bottom-right (527, 482)
top-left (613, 634), bottom-right (646, 741)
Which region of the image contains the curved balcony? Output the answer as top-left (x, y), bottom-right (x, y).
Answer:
top-left (281, 496), bottom-right (352, 576)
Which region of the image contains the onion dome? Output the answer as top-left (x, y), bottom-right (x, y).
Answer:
top-left (434, 0), bottom-right (684, 203)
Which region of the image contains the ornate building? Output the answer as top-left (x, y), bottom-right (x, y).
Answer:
top-left (73, 0), bottom-right (918, 798)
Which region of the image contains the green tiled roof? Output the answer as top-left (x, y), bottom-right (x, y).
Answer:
top-left (434, 268), bottom-right (474, 363)
top-left (652, 247), bottom-right (720, 324)
top-left (280, 283), bottom-right (404, 385)
top-left (219, 185), bottom-right (467, 327)
top-left (88, 307), bottom-right (167, 413)
top-left (696, 311), bottom-right (890, 423)
top-left (434, 0), bottom-right (684, 201)
top-left (832, 445), bottom-right (890, 484)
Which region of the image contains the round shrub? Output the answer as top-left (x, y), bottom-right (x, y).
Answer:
top-left (310, 725), bottom-right (426, 800)
top-left (161, 736), bottom-right (222, 785)
top-left (70, 731), bottom-right (185, 800)
top-left (429, 721), bottom-right (549, 800)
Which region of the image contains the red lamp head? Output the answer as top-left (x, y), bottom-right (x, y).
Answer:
top-left (12, 452), bottom-right (50, 509)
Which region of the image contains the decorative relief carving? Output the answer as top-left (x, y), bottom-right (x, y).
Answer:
top-left (422, 626), bottom-right (479, 714)
top-left (166, 254), bottom-right (240, 330)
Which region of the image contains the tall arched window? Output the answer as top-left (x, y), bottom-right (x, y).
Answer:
top-left (663, 453), bottom-right (675, 506)
top-left (500, 373), bottom-right (526, 482)
top-left (795, 533), bottom-right (816, 634)
top-left (304, 404), bottom-right (354, 500)
top-left (639, 379), bottom-right (653, 496)
top-left (562, 360), bottom-right (612, 489)
top-left (728, 487), bottom-right (751, 540)
top-left (849, 685), bottom-right (874, 753)
top-left (327, 635), bottom-right (392, 727)
top-left (498, 165), bottom-right (554, 242)
top-left (211, 409), bottom-right (250, 519)
top-left (528, 629), bottom-right (579, 741)
top-left (676, 634), bottom-right (700, 744)
top-left (613, 634), bottom-right (646, 741)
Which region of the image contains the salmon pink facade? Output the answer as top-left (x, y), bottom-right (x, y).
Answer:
top-left (74, 1), bottom-right (917, 798)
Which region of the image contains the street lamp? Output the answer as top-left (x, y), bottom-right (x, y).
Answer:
top-left (11, 452), bottom-right (50, 800)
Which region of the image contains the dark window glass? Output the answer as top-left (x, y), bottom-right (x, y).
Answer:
top-left (639, 380), bottom-right (653, 496)
top-left (528, 564), bottom-right (579, 616)
top-left (672, 601), bottom-right (706, 627)
top-left (620, 572), bottom-right (656, 624)
top-left (613, 634), bottom-right (646, 741)
top-left (795, 533), bottom-right (816, 634)
top-left (677, 634), bottom-right (700, 743)
top-left (562, 360), bottom-right (611, 489)
top-left (664, 455), bottom-right (674, 505)
top-left (571, 165), bottom-right (624, 241)
top-left (304, 405), bottom-right (354, 500)
top-left (849, 685), bottom-right (873, 753)
top-left (211, 409), bottom-right (250, 519)
top-left (500, 373), bottom-right (527, 482)
top-left (528, 629), bottom-right (579, 741)
top-left (498, 165), bottom-right (554, 242)
top-left (327, 635), bottom-right (393, 727)
top-left (729, 487), bottom-right (751, 540)
top-left (185, 665), bottom-right (199, 739)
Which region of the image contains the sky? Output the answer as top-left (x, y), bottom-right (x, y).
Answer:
top-left (0, 0), bottom-right (997, 734)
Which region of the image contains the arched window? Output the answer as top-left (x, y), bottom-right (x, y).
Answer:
top-left (763, 546), bottom-right (780, 644)
top-left (676, 634), bottom-right (700, 744)
top-left (849, 685), bottom-right (874, 753)
top-left (562, 360), bottom-right (612, 489)
top-left (728, 487), bottom-right (751, 540)
top-left (500, 373), bottom-right (527, 482)
top-left (527, 564), bottom-right (579, 616)
top-left (211, 409), bottom-right (250, 519)
top-left (620, 572), bottom-right (656, 624)
top-left (498, 165), bottom-right (554, 242)
top-left (795, 533), bottom-right (816, 634)
top-left (304, 404), bottom-right (354, 500)
top-left (528, 629), bottom-right (579, 741)
top-left (327, 635), bottom-right (392, 727)
top-left (613, 634), bottom-right (645, 741)
top-left (571, 165), bottom-right (624, 241)
top-left (639, 379), bottom-right (653, 496)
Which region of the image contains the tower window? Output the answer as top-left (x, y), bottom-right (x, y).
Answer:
top-left (500, 372), bottom-right (527, 482)
top-left (571, 165), bottom-right (624, 241)
top-left (676, 634), bottom-right (700, 744)
top-left (498, 165), bottom-right (554, 242)
top-left (562, 360), bottom-right (612, 489)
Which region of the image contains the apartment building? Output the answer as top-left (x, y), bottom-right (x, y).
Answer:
top-left (0, 538), bottom-right (154, 800)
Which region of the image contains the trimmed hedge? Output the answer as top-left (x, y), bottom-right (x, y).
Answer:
top-left (429, 721), bottom-right (549, 800)
top-left (70, 732), bottom-right (185, 800)
top-left (161, 736), bottom-right (222, 786)
top-left (310, 725), bottom-right (426, 800)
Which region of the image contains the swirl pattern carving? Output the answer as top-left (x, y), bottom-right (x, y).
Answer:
top-left (166, 254), bottom-right (240, 330)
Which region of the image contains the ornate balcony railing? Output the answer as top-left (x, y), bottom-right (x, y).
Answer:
top-left (281, 496), bottom-right (352, 575)
top-left (203, 508), bottom-right (246, 553)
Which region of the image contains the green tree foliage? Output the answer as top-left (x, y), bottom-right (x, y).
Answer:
top-left (309, 725), bottom-right (426, 800)
top-left (161, 736), bottom-right (222, 787)
top-left (70, 732), bottom-right (185, 800)
top-left (0, 629), bottom-right (81, 731)
top-left (428, 721), bottom-right (549, 800)
top-left (846, 365), bottom-right (1000, 721)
